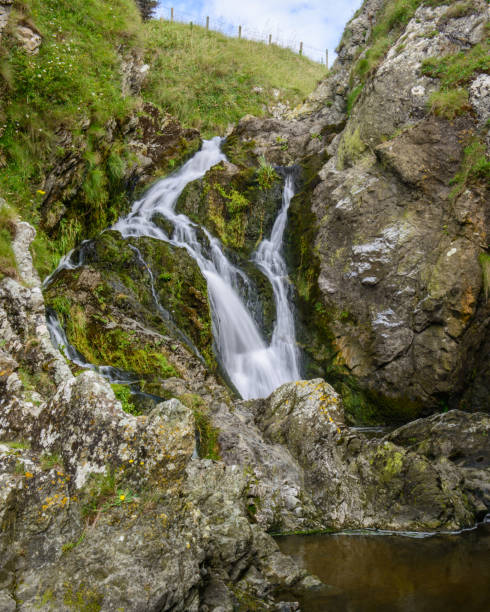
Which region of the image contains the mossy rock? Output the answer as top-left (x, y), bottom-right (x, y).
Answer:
top-left (176, 161), bottom-right (283, 257)
top-left (45, 231), bottom-right (217, 376)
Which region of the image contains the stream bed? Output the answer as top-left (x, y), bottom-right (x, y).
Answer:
top-left (276, 520), bottom-right (490, 611)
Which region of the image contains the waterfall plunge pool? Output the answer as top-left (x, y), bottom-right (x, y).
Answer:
top-left (275, 519), bottom-right (490, 611)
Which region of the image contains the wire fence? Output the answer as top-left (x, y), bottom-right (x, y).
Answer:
top-left (157, 4), bottom-right (330, 66)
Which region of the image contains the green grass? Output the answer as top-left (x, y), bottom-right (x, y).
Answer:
top-left (143, 20), bottom-right (325, 137)
top-left (421, 40), bottom-right (490, 90)
top-left (0, 201), bottom-right (17, 280)
top-left (428, 88), bottom-right (470, 120)
top-left (449, 139), bottom-right (490, 199)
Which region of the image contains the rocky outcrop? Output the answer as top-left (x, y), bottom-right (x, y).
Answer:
top-left (228, 0), bottom-right (490, 421)
top-left (217, 380), bottom-right (489, 532)
top-left (0, 1), bottom-right (12, 37)
top-left (0, 220), bottom-right (316, 610)
top-left (40, 102), bottom-right (200, 238)
top-left (0, 1), bottom-right (41, 53)
top-left (1, 219), bottom-right (489, 610)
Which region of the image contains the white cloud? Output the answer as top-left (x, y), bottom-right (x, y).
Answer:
top-left (157, 1), bottom-right (363, 62)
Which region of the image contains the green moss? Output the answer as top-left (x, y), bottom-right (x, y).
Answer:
top-left (111, 383), bottom-right (142, 416)
top-left (366, 390), bottom-right (424, 424)
top-left (63, 583), bottom-right (102, 612)
top-left (479, 252), bottom-right (490, 301)
top-left (55, 302), bottom-right (178, 379)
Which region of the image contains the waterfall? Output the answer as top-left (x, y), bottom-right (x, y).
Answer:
top-left (49, 138), bottom-right (300, 399)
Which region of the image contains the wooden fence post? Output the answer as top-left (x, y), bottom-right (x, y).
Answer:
top-left (190, 21), bottom-right (193, 31)
top-left (299, 42), bottom-right (303, 56)
top-left (206, 16), bottom-right (209, 30)
top-left (171, 7), bottom-right (174, 21)
top-left (238, 25), bottom-right (242, 39)
top-left (268, 34), bottom-right (272, 45)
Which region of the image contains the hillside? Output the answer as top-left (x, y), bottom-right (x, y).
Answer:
top-left (0, 0), bottom-right (324, 279)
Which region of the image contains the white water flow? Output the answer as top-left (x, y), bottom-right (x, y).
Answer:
top-left (111, 137), bottom-right (299, 399)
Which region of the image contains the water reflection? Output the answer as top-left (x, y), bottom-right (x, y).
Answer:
top-left (276, 521), bottom-right (490, 611)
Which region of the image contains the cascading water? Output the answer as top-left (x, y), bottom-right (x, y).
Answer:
top-left (111, 137), bottom-right (300, 399)
top-left (46, 138), bottom-right (300, 400)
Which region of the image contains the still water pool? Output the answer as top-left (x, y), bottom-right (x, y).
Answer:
top-left (276, 520), bottom-right (490, 611)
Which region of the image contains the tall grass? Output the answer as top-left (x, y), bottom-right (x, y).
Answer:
top-left (143, 20), bottom-right (325, 136)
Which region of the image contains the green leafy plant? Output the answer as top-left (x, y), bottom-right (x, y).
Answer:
top-left (111, 384), bottom-right (142, 416)
top-left (256, 156), bottom-right (278, 190)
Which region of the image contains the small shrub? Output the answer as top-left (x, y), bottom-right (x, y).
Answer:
top-left (0, 202), bottom-right (17, 279)
top-left (41, 452), bottom-right (63, 471)
top-left (439, 1), bottom-right (474, 24)
top-left (450, 139), bottom-right (490, 199)
top-left (337, 126), bottom-right (366, 169)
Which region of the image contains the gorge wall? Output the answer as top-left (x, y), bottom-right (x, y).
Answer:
top-left (0, 0), bottom-right (489, 610)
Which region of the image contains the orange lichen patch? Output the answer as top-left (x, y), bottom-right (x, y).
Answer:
top-left (24, 472), bottom-right (34, 478)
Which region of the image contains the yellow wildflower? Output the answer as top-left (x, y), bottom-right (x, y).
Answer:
top-left (36, 189), bottom-right (46, 195)
top-left (119, 494), bottom-right (125, 501)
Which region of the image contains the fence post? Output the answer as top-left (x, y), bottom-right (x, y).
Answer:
top-left (299, 42), bottom-right (303, 56)
top-left (206, 16), bottom-right (209, 30)
top-left (171, 7), bottom-right (174, 21)
top-left (190, 21), bottom-right (193, 31)
top-left (326, 49), bottom-right (329, 69)
top-left (268, 34), bottom-right (272, 45)
top-left (238, 25), bottom-right (242, 39)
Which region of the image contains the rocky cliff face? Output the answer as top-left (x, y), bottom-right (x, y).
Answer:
top-left (228, 0), bottom-right (489, 422)
top-left (1, 1), bottom-right (490, 609)
top-left (1, 219), bottom-right (488, 610)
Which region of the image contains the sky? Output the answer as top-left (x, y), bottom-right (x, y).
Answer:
top-left (155, 1), bottom-right (364, 63)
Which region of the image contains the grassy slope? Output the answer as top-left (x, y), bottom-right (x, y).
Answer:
top-left (0, 0), bottom-right (324, 279)
top-left (144, 20), bottom-right (325, 137)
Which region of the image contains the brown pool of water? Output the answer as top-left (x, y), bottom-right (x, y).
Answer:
top-left (276, 521), bottom-right (490, 612)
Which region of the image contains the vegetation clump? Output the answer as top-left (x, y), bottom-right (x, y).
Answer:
top-left (111, 383), bottom-right (142, 416)
top-left (0, 201), bottom-right (18, 280)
